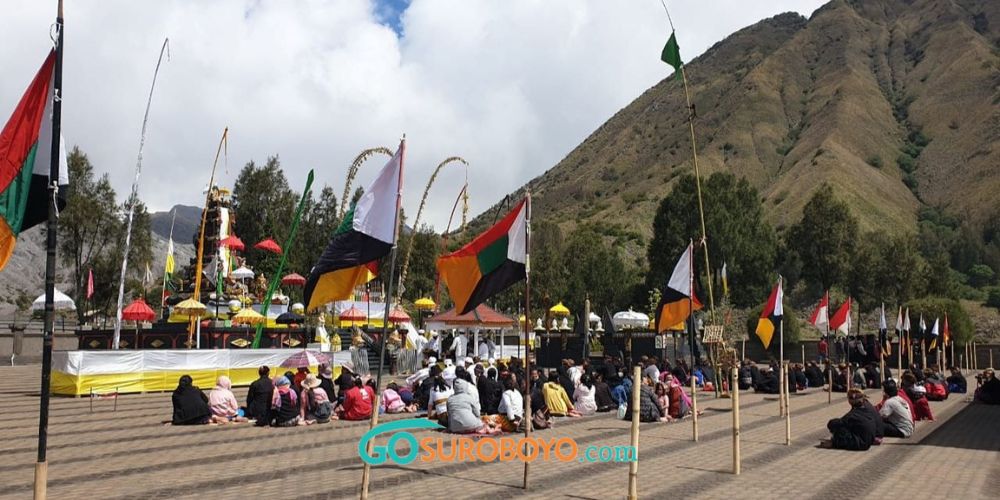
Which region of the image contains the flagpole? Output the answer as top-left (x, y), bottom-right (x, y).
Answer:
top-left (34, 1), bottom-right (64, 497)
top-left (778, 277), bottom-right (785, 417)
top-left (251, 170), bottom-right (315, 348)
top-left (688, 239), bottom-right (698, 442)
top-left (659, 2), bottom-right (716, 321)
top-left (522, 191), bottom-right (533, 490)
top-left (189, 128), bottom-right (228, 345)
top-left (112, 38), bottom-right (170, 350)
top-left (160, 209), bottom-right (176, 314)
top-left (361, 137), bottom-right (405, 500)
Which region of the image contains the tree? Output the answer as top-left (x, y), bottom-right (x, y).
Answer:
top-left (58, 147), bottom-right (122, 322)
top-left (231, 156), bottom-right (296, 278)
top-left (967, 264), bottom-right (995, 288)
top-left (786, 184), bottom-right (858, 293)
top-left (529, 220), bottom-right (567, 311)
top-left (848, 232), bottom-right (927, 307)
top-left (562, 225), bottom-right (638, 314)
top-left (400, 225), bottom-right (441, 301)
top-left (648, 172), bottom-right (777, 308)
top-left (291, 185), bottom-right (339, 275)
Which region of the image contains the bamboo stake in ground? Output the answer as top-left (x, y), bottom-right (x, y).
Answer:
top-left (801, 344), bottom-right (805, 367)
top-left (827, 361), bottom-right (833, 405)
top-left (783, 363), bottom-right (791, 446)
top-left (691, 374), bottom-right (698, 441)
top-left (990, 348), bottom-right (994, 369)
top-left (628, 365), bottom-right (641, 499)
top-left (731, 365), bottom-right (740, 475)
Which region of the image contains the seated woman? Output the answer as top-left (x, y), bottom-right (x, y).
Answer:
top-left (593, 373), bottom-right (616, 412)
top-left (381, 382), bottom-right (416, 414)
top-left (573, 374), bottom-right (598, 416)
top-left (447, 379), bottom-right (500, 435)
top-left (822, 388), bottom-right (877, 450)
top-left (542, 371), bottom-right (582, 417)
top-left (172, 375), bottom-right (212, 425)
top-left (300, 374), bottom-right (334, 424)
top-left (271, 376), bottom-right (301, 427)
top-left (339, 377), bottom-right (375, 421)
top-left (208, 375), bottom-right (247, 424)
top-left (485, 376), bottom-right (523, 432)
top-left (664, 374), bottom-right (692, 419)
top-left (246, 366), bottom-right (273, 426)
top-left (428, 375), bottom-right (454, 426)
top-left (623, 377), bottom-right (664, 423)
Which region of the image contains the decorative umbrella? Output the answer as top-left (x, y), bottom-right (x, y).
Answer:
top-left (339, 306), bottom-right (367, 322)
top-left (121, 298), bottom-right (155, 322)
top-left (290, 303), bottom-right (305, 314)
top-left (231, 308), bottom-right (266, 326)
top-left (32, 289), bottom-right (76, 311)
top-left (549, 302), bottom-right (570, 317)
top-left (174, 298), bottom-right (207, 317)
top-left (230, 266), bottom-right (254, 280)
top-left (388, 307), bottom-right (411, 323)
top-left (218, 235), bottom-right (245, 251)
top-left (281, 272), bottom-right (306, 287)
top-left (276, 311), bottom-right (305, 325)
top-left (280, 350), bottom-right (331, 368)
top-left (254, 238), bottom-right (283, 254)
top-left (414, 297), bottom-right (436, 311)
top-left (612, 308), bottom-right (650, 329)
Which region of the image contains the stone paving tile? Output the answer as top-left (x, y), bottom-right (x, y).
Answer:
top-left (0, 365), bottom-right (997, 499)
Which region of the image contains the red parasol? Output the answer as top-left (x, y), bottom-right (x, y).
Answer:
top-left (218, 235), bottom-right (245, 251)
top-left (339, 306), bottom-right (367, 322)
top-left (254, 238), bottom-right (282, 254)
top-left (281, 272), bottom-right (306, 287)
top-left (121, 298), bottom-right (156, 322)
top-left (388, 306), bottom-right (411, 323)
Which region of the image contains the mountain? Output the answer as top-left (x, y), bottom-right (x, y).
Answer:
top-left (150, 205), bottom-right (201, 245)
top-left (0, 226), bottom-right (194, 314)
top-left (469, 0), bottom-right (999, 253)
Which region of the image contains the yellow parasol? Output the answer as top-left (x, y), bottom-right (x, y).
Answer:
top-left (174, 298), bottom-right (207, 317)
top-left (231, 308), bottom-right (266, 326)
top-left (414, 297), bottom-right (437, 311)
top-left (549, 302), bottom-right (570, 317)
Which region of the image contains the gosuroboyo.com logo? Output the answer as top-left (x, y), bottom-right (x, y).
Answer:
top-left (358, 418), bottom-right (636, 465)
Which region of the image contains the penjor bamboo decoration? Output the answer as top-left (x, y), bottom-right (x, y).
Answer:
top-left (340, 147), bottom-right (392, 218)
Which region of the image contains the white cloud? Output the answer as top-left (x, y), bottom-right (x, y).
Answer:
top-left (0, 0), bottom-right (826, 232)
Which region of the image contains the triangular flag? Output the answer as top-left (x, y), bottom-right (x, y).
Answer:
top-left (655, 241), bottom-right (702, 332)
top-left (809, 291), bottom-right (829, 328)
top-left (830, 298), bottom-right (852, 335)
top-left (755, 278), bottom-right (783, 349)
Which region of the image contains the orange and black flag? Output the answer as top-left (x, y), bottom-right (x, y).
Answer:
top-left (755, 278), bottom-right (783, 349)
top-left (655, 241), bottom-right (702, 333)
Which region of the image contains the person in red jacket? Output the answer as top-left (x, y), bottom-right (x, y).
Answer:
top-left (339, 377), bottom-right (374, 421)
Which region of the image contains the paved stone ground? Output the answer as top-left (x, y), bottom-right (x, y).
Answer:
top-left (0, 365), bottom-right (997, 499)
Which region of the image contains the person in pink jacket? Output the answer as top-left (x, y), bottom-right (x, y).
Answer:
top-left (208, 376), bottom-right (247, 423)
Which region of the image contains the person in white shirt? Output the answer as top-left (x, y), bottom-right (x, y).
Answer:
top-left (574, 374), bottom-right (598, 415)
top-left (406, 361), bottom-right (431, 389)
top-left (450, 331), bottom-right (469, 360)
top-left (478, 339), bottom-right (490, 360)
top-left (427, 375), bottom-right (454, 424)
top-left (493, 376), bottom-right (524, 432)
top-left (442, 359), bottom-right (457, 388)
top-left (878, 380), bottom-right (914, 438)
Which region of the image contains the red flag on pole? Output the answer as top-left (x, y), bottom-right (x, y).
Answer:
top-left (86, 268), bottom-right (95, 299)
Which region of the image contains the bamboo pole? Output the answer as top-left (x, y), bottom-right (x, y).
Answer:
top-left (731, 365), bottom-right (740, 475)
top-left (628, 365), bottom-right (641, 499)
top-left (188, 128), bottom-right (228, 345)
top-left (827, 361), bottom-right (833, 404)
top-left (990, 348), bottom-right (994, 369)
top-left (360, 138), bottom-right (406, 500)
top-left (783, 363), bottom-right (791, 446)
top-left (522, 193), bottom-right (533, 491)
top-left (779, 317), bottom-right (785, 416)
top-left (691, 373), bottom-right (699, 441)
top-left (801, 344), bottom-right (805, 367)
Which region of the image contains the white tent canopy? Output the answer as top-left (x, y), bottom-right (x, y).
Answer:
top-left (230, 266), bottom-right (254, 280)
top-left (32, 289), bottom-right (76, 311)
top-left (612, 308), bottom-right (648, 329)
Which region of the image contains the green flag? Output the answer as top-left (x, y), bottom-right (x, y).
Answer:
top-left (661, 31), bottom-right (683, 80)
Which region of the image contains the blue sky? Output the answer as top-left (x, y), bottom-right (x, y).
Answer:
top-left (375, 0), bottom-right (410, 35)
